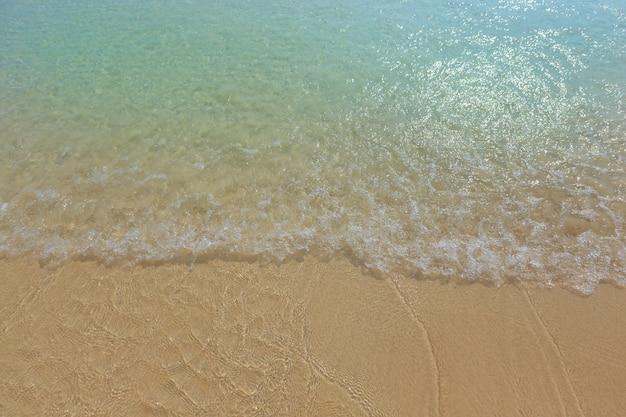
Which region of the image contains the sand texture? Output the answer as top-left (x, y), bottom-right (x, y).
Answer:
top-left (1, 257), bottom-right (625, 416)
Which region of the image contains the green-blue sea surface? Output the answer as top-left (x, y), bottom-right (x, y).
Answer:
top-left (1, 0), bottom-right (625, 293)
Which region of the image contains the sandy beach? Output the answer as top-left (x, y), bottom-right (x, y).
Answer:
top-left (2, 1), bottom-right (626, 416)
top-left (0, 256), bottom-right (624, 416)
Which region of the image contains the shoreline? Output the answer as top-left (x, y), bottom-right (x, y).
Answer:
top-left (1, 256), bottom-right (624, 416)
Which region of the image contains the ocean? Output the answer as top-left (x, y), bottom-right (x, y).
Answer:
top-left (1, 0), bottom-right (625, 294)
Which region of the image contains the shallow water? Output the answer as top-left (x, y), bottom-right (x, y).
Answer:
top-left (1, 0), bottom-right (625, 293)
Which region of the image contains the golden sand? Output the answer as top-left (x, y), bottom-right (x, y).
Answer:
top-left (1, 256), bottom-right (624, 416)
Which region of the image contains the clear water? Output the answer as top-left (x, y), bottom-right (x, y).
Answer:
top-left (1, 0), bottom-right (625, 293)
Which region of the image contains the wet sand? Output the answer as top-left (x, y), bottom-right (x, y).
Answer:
top-left (1, 256), bottom-right (624, 416)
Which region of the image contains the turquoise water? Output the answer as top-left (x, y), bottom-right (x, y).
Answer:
top-left (1, 0), bottom-right (625, 293)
